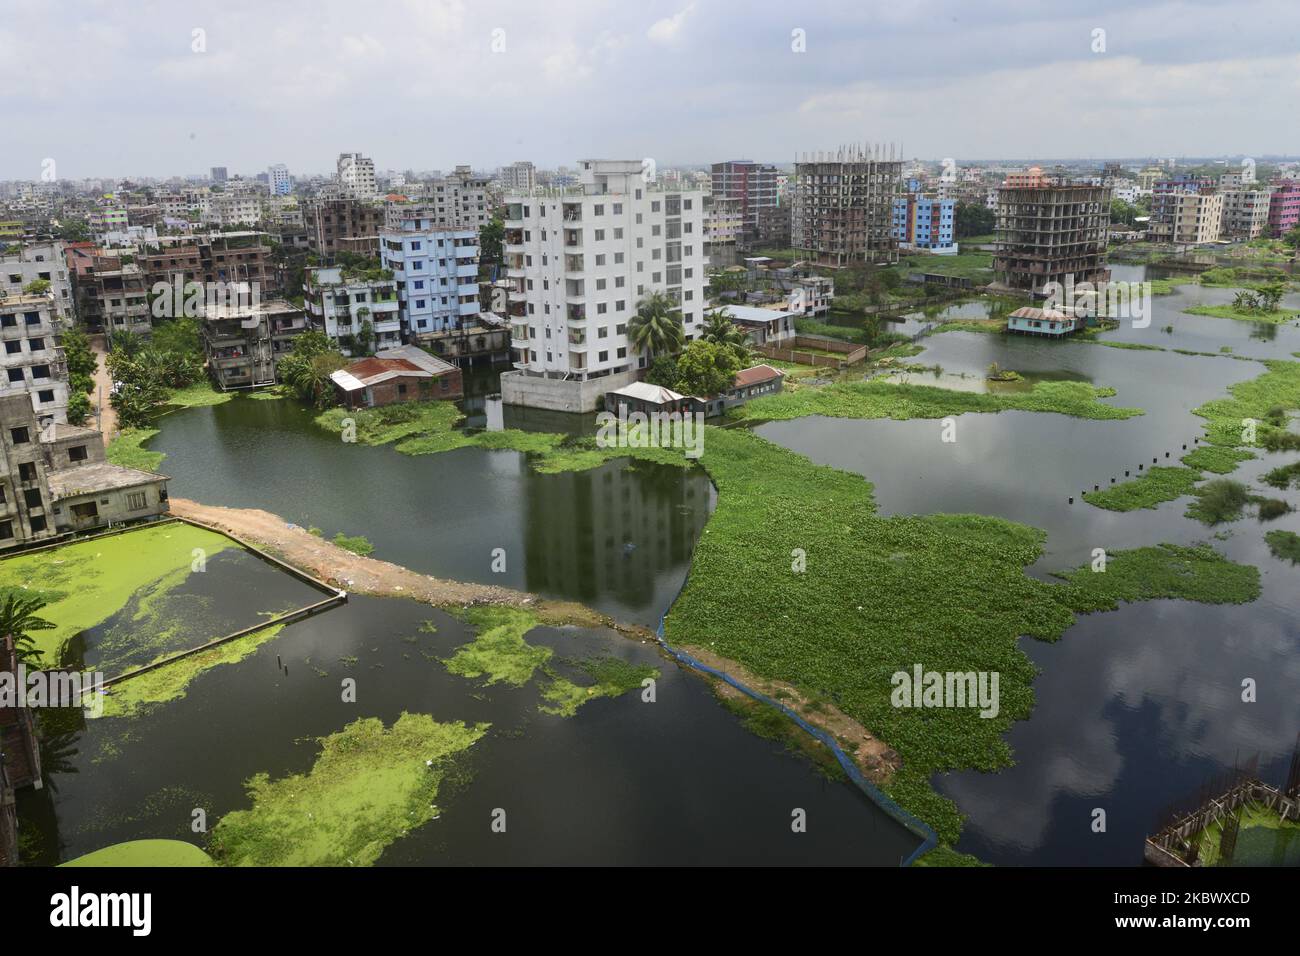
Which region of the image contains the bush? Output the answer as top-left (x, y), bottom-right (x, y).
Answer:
top-left (1186, 479), bottom-right (1251, 525)
top-left (1256, 498), bottom-right (1293, 521)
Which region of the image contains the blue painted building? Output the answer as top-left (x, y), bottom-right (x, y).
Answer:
top-left (380, 212), bottom-right (480, 340)
top-left (891, 189), bottom-right (956, 253)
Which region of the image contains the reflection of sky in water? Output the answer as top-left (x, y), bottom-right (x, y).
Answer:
top-left (757, 283), bottom-right (1300, 864)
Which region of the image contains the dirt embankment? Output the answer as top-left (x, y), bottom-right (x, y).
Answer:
top-left (169, 498), bottom-right (641, 636)
top-left (679, 643), bottom-right (901, 785)
top-left (171, 498), bottom-right (899, 785)
top-left (90, 333), bottom-right (118, 441)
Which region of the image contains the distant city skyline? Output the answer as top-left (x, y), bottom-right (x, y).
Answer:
top-left (2, 0), bottom-right (1298, 180)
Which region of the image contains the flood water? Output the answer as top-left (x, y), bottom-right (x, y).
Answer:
top-left (21, 595), bottom-right (920, 866)
top-left (757, 265), bottom-right (1300, 865)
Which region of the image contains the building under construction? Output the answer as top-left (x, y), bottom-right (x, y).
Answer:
top-left (994, 176), bottom-right (1111, 296)
top-left (792, 144), bottom-right (903, 268)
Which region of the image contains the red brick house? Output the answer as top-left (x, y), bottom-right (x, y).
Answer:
top-left (330, 344), bottom-right (463, 409)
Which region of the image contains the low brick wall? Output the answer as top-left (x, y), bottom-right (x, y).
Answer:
top-left (754, 335), bottom-right (867, 368)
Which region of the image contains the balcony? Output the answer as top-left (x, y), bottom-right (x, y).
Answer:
top-left (564, 255), bottom-right (584, 274)
top-left (508, 300), bottom-right (526, 317)
top-left (567, 304), bottom-right (586, 322)
top-left (564, 229), bottom-right (582, 248)
top-left (562, 203), bottom-right (582, 223)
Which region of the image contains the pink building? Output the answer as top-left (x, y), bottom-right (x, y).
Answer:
top-left (1267, 180), bottom-right (1300, 237)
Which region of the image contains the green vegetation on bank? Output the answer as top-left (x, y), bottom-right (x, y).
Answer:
top-left (1185, 304), bottom-right (1298, 325)
top-left (106, 427), bottom-right (164, 472)
top-left (210, 713), bottom-right (488, 866)
top-left (1194, 359), bottom-right (1300, 452)
top-left (1262, 461), bottom-right (1300, 489)
top-left (331, 533), bottom-right (374, 556)
top-left (735, 378), bottom-right (1140, 423)
top-left (1182, 445), bottom-right (1256, 474)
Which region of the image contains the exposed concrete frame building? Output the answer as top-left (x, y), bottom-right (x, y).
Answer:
top-left (792, 145), bottom-right (904, 267)
top-left (994, 179), bottom-right (1111, 295)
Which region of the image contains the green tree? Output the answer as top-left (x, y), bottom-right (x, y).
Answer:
top-left (22, 278), bottom-right (51, 295)
top-left (61, 327), bottom-right (98, 380)
top-left (954, 202), bottom-right (996, 239)
top-left (479, 217), bottom-right (504, 266)
top-left (700, 308), bottom-right (749, 350)
top-left (1284, 225), bottom-right (1300, 256)
top-left (643, 354), bottom-right (680, 389)
top-left (66, 390), bottom-right (92, 426)
top-left (355, 317), bottom-right (375, 356)
top-left (0, 592), bottom-right (55, 666)
top-left (672, 339), bottom-right (742, 397)
top-left (627, 291), bottom-right (685, 359)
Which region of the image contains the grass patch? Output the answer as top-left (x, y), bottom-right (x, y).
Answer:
top-left (61, 839), bottom-right (215, 867)
top-left (1053, 543), bottom-right (1260, 609)
top-left (1193, 359), bottom-right (1300, 454)
top-left (912, 844), bottom-right (990, 867)
top-left (1182, 445), bottom-right (1255, 474)
top-left (1265, 530), bottom-right (1300, 564)
top-left (718, 694), bottom-right (846, 781)
top-left (1082, 467), bottom-right (1201, 512)
top-left (1185, 479), bottom-right (1251, 525)
top-left (1184, 304), bottom-right (1299, 325)
top-left (1262, 461), bottom-right (1300, 489)
top-left (166, 382), bottom-right (234, 409)
top-left (209, 712), bottom-right (487, 866)
top-left (736, 378), bottom-right (1140, 423)
top-left (331, 532), bottom-right (374, 556)
top-left (106, 427), bottom-right (164, 472)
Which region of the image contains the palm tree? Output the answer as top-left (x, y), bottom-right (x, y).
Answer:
top-left (628, 291), bottom-right (685, 359)
top-left (0, 592), bottom-right (55, 666)
top-left (700, 308), bottom-right (748, 350)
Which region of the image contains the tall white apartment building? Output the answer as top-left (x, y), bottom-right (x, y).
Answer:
top-left (379, 210), bottom-right (479, 340)
top-left (500, 159), bottom-right (708, 412)
top-left (268, 164), bottom-right (292, 196)
top-left (0, 242), bottom-right (73, 320)
top-left (337, 152), bottom-right (378, 199)
top-left (202, 194), bottom-right (262, 228)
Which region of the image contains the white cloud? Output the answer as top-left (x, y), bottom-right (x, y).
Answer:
top-left (647, 4), bottom-right (694, 43)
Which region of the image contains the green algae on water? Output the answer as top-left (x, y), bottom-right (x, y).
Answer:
top-left (0, 523), bottom-right (235, 663)
top-left (442, 606), bottom-right (550, 686)
top-left (62, 839), bottom-right (216, 867)
top-left (538, 656), bottom-right (659, 717)
top-left (210, 712), bottom-right (487, 866)
top-left (99, 622), bottom-right (287, 718)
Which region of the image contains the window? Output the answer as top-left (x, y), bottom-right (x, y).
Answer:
top-left (71, 501), bottom-right (98, 519)
top-left (0, 521), bottom-right (11, 540)
top-left (127, 491), bottom-right (148, 511)
top-left (6, 369), bottom-right (22, 383)
top-left (4, 341), bottom-right (19, 354)
top-left (23, 487), bottom-right (42, 509)
top-left (10, 426), bottom-right (29, 445)
top-left (28, 515), bottom-right (45, 533)
top-left (69, 444), bottom-right (88, 463)
top-left (37, 390), bottom-right (54, 404)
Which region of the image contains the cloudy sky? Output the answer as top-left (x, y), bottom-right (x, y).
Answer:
top-left (2, 0), bottom-right (1297, 180)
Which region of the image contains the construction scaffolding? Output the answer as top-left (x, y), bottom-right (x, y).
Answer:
top-left (792, 143), bottom-right (904, 268)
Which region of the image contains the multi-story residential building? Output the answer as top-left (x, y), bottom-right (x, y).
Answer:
top-left (754, 203), bottom-right (792, 249)
top-left (994, 181), bottom-right (1111, 295)
top-left (380, 211), bottom-right (479, 341)
top-left (892, 191), bottom-right (957, 253)
top-left (1112, 182), bottom-right (1142, 204)
top-left (199, 299), bottom-right (313, 390)
top-left (711, 160), bottom-right (778, 247)
top-left (0, 393), bottom-right (58, 546)
top-left (308, 198), bottom-right (383, 258)
top-left (1219, 187), bottom-right (1272, 240)
top-left (210, 166), bottom-right (228, 184)
top-left (385, 167), bottom-right (491, 231)
top-left (137, 233), bottom-right (278, 299)
top-left (0, 292), bottom-right (67, 427)
top-left (786, 276), bottom-right (833, 317)
top-left (41, 418), bottom-right (170, 537)
top-left (268, 164), bottom-right (292, 197)
top-left (502, 162), bottom-right (536, 192)
top-left (705, 195), bottom-right (743, 249)
top-left (88, 207), bottom-right (128, 235)
top-left (337, 152), bottom-right (378, 199)
top-left (1150, 180), bottom-right (1223, 245)
top-left (500, 159), bottom-right (709, 412)
top-left (201, 193), bottom-right (262, 228)
top-left (70, 255), bottom-right (151, 335)
top-left (792, 146), bottom-right (903, 267)
top-left (304, 265), bottom-right (401, 354)
top-left (0, 242), bottom-right (73, 319)
top-left (1268, 180), bottom-right (1300, 238)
